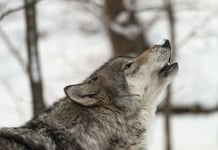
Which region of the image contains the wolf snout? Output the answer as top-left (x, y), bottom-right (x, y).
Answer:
top-left (161, 39), bottom-right (171, 49)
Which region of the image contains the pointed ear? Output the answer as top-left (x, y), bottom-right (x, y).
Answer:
top-left (64, 83), bottom-right (101, 106)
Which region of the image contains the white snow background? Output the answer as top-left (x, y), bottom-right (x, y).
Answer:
top-left (0, 0), bottom-right (218, 150)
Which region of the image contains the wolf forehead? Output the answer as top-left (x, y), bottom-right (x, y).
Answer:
top-left (84, 56), bottom-right (133, 79)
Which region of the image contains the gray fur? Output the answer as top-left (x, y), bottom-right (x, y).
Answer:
top-left (0, 40), bottom-right (178, 150)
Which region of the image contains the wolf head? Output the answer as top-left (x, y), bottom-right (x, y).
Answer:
top-left (64, 40), bottom-right (178, 113)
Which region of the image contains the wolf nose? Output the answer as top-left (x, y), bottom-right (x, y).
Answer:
top-left (161, 39), bottom-right (171, 49)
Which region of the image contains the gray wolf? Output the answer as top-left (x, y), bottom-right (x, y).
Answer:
top-left (0, 39), bottom-right (178, 150)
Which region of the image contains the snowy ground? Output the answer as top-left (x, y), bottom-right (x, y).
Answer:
top-left (0, 0), bottom-right (218, 150)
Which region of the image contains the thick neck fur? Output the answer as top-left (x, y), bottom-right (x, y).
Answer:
top-left (33, 97), bottom-right (157, 150)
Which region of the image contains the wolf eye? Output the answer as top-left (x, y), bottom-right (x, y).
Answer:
top-left (124, 62), bottom-right (133, 70)
top-left (91, 76), bottom-right (98, 81)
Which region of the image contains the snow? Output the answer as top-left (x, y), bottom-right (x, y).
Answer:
top-left (30, 47), bottom-right (41, 82)
top-left (115, 11), bottom-right (130, 24)
top-left (151, 114), bottom-right (218, 150)
top-left (110, 10), bottom-right (142, 40)
top-left (110, 21), bottom-right (142, 40)
top-left (0, 0), bottom-right (218, 150)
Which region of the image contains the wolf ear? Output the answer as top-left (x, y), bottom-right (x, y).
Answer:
top-left (64, 83), bottom-right (101, 106)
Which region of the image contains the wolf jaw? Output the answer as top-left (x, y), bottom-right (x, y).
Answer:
top-left (159, 39), bottom-right (178, 77)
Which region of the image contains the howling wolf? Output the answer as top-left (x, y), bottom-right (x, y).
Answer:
top-left (0, 39), bottom-right (178, 150)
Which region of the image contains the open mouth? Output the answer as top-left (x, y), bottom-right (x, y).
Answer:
top-left (160, 62), bottom-right (178, 76)
top-left (159, 39), bottom-right (178, 76)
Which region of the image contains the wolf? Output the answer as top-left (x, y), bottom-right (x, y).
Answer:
top-left (0, 39), bottom-right (178, 150)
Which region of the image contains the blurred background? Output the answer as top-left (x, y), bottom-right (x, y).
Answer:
top-left (0, 0), bottom-right (217, 150)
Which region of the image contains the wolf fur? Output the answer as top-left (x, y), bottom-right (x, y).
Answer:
top-left (0, 40), bottom-right (178, 150)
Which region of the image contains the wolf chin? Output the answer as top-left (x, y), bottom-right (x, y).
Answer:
top-left (0, 39), bottom-right (178, 150)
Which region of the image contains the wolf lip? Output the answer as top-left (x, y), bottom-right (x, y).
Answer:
top-left (159, 62), bottom-right (178, 76)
